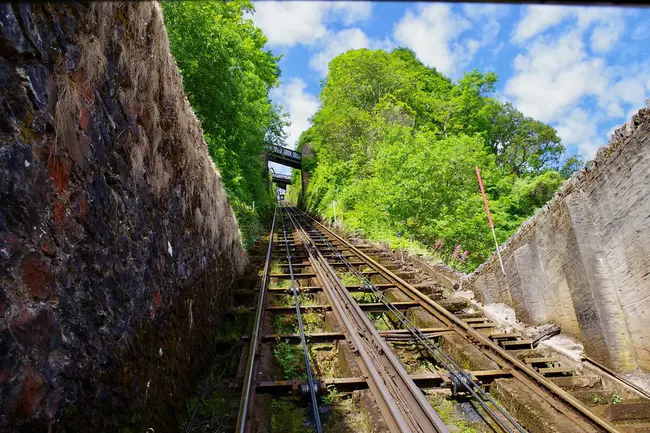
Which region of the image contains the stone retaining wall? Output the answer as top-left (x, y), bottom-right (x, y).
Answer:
top-left (0, 3), bottom-right (246, 431)
top-left (464, 104), bottom-right (650, 373)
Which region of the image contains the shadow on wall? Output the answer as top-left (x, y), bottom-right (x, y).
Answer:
top-left (0, 2), bottom-right (246, 431)
top-left (464, 104), bottom-right (650, 373)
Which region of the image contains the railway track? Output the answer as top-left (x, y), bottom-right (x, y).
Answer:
top-left (235, 202), bottom-right (650, 433)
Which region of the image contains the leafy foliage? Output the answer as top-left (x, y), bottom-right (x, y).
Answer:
top-left (297, 48), bottom-right (584, 269)
top-left (162, 0), bottom-right (285, 247)
top-left (273, 340), bottom-right (307, 380)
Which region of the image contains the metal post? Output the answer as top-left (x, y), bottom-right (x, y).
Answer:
top-left (475, 167), bottom-right (506, 276)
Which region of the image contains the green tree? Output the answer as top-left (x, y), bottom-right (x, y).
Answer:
top-left (300, 48), bottom-right (585, 269)
top-left (162, 0), bottom-right (285, 246)
top-left (481, 100), bottom-right (567, 175)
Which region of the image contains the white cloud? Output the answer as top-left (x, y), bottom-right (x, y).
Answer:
top-left (270, 78), bottom-right (320, 149)
top-left (512, 5), bottom-right (624, 44)
top-left (626, 106), bottom-right (642, 120)
top-left (512, 5), bottom-right (570, 43)
top-left (309, 28), bottom-right (370, 76)
top-left (465, 39), bottom-right (480, 59)
top-left (251, 2), bottom-right (328, 46)
top-left (392, 3), bottom-right (508, 76)
top-left (606, 124), bottom-right (619, 139)
top-left (463, 3), bottom-right (508, 48)
top-left (574, 7), bottom-right (622, 29)
top-left (632, 21), bottom-right (650, 40)
top-left (308, 28), bottom-right (393, 76)
top-left (462, 3), bottom-right (504, 21)
top-left (330, 2), bottom-right (372, 26)
top-left (598, 66), bottom-right (650, 120)
top-left (613, 78), bottom-right (648, 105)
top-left (250, 1), bottom-right (372, 47)
top-left (591, 23), bottom-right (623, 53)
top-left (393, 4), bottom-right (471, 75)
top-left (505, 30), bottom-right (607, 123)
top-left (555, 108), bottom-right (601, 157)
top-left (604, 101), bottom-right (625, 118)
top-left (507, 7), bottom-right (646, 159)
top-left (492, 41), bottom-right (505, 57)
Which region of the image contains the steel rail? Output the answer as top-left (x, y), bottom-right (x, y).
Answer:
top-left (236, 205), bottom-right (277, 433)
top-left (277, 206), bottom-right (323, 433)
top-left (298, 219), bottom-right (520, 431)
top-left (284, 206), bottom-right (413, 433)
top-left (296, 219), bottom-right (525, 433)
top-left (284, 204), bottom-right (450, 433)
top-left (582, 356), bottom-right (650, 401)
top-left (297, 206), bottom-right (620, 433)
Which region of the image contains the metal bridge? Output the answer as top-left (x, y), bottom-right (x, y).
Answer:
top-left (271, 172), bottom-right (292, 189)
top-left (266, 144), bottom-right (301, 169)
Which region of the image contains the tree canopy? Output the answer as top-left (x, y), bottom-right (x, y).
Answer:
top-left (161, 6), bottom-right (582, 266)
top-left (295, 48), bottom-right (582, 270)
top-left (162, 0), bottom-right (285, 246)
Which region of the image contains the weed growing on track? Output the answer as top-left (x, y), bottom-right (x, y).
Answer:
top-left (270, 398), bottom-right (311, 433)
top-left (350, 291), bottom-right (379, 303)
top-left (427, 393), bottom-right (482, 433)
top-left (321, 388), bottom-right (373, 432)
top-left (274, 340), bottom-right (307, 380)
top-left (369, 312), bottom-right (395, 331)
top-left (338, 272), bottom-right (362, 286)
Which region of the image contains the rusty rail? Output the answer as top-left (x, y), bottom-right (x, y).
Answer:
top-left (235, 205), bottom-right (277, 433)
top-left (295, 205), bottom-right (621, 433)
top-left (283, 203), bottom-right (450, 433)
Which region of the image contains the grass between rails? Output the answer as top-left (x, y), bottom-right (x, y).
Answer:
top-left (337, 271), bottom-right (363, 287)
top-left (272, 311), bottom-right (327, 380)
top-left (270, 389), bottom-right (372, 433)
top-left (426, 393), bottom-right (485, 433)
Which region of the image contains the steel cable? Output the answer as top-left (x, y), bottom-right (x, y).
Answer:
top-left (278, 206), bottom-right (323, 433)
top-left (290, 208), bottom-right (526, 433)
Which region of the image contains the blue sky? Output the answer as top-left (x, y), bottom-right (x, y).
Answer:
top-left (248, 2), bottom-right (650, 175)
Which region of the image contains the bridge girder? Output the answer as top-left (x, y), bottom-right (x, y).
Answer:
top-left (266, 144), bottom-right (301, 169)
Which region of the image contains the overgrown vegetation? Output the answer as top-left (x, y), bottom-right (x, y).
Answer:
top-left (338, 272), bottom-right (363, 287)
top-left (294, 48), bottom-right (584, 269)
top-left (369, 312), bottom-right (395, 331)
top-left (270, 398), bottom-right (312, 433)
top-left (163, 1), bottom-right (287, 247)
top-left (273, 312), bottom-right (325, 335)
top-left (274, 340), bottom-right (308, 380)
top-left (427, 393), bottom-right (485, 433)
top-left (321, 389), bottom-right (373, 432)
top-left (180, 307), bottom-right (250, 432)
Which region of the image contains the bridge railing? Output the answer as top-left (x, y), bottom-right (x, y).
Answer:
top-left (267, 144), bottom-right (301, 161)
top-left (272, 173), bottom-right (292, 182)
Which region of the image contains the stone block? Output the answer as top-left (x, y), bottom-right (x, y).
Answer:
top-left (0, 3), bottom-right (247, 430)
top-left (465, 106), bottom-right (650, 373)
